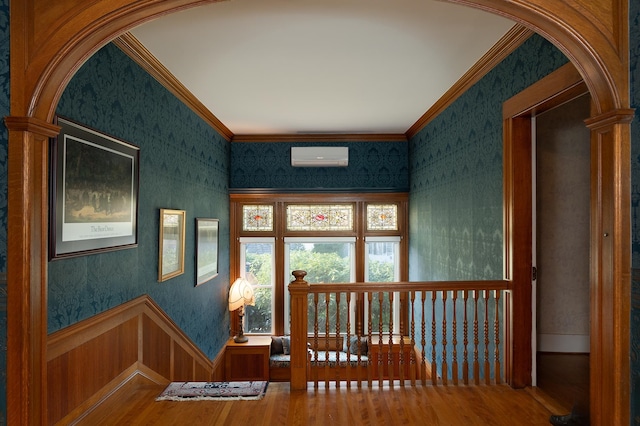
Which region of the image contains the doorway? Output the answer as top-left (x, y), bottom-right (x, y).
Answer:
top-left (534, 94), bottom-right (591, 414)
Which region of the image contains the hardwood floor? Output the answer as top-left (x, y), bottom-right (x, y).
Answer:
top-left (536, 352), bottom-right (590, 417)
top-left (73, 375), bottom-right (561, 425)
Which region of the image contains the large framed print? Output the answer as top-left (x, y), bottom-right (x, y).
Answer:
top-left (195, 218), bottom-right (219, 286)
top-left (50, 117), bottom-right (139, 259)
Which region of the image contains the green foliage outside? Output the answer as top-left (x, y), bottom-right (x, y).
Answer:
top-left (244, 244), bottom-right (395, 334)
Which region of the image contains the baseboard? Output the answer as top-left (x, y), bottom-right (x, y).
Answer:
top-left (537, 333), bottom-right (590, 353)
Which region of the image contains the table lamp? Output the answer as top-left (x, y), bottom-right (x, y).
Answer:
top-left (228, 277), bottom-right (255, 343)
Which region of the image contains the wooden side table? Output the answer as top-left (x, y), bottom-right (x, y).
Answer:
top-left (225, 336), bottom-right (271, 381)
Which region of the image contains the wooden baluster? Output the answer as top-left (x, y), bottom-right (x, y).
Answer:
top-left (431, 291), bottom-right (438, 385)
top-left (325, 292), bottom-right (330, 389)
top-left (420, 291), bottom-right (427, 385)
top-left (378, 292), bottom-right (384, 387)
top-left (451, 290), bottom-right (459, 385)
top-left (463, 290), bottom-right (469, 385)
top-left (398, 293), bottom-right (406, 386)
top-left (336, 291), bottom-right (341, 388)
top-left (441, 290), bottom-right (448, 385)
top-left (346, 291), bottom-right (352, 388)
top-left (473, 290), bottom-right (480, 385)
top-left (410, 291), bottom-right (417, 386)
top-left (494, 290), bottom-right (501, 384)
top-left (484, 290), bottom-right (490, 385)
top-left (367, 292), bottom-right (373, 388)
top-left (313, 292), bottom-right (319, 388)
top-left (388, 291), bottom-right (395, 387)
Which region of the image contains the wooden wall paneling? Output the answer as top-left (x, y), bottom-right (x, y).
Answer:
top-left (142, 314), bottom-right (172, 380)
top-left (47, 318), bottom-right (138, 424)
top-left (172, 342), bottom-right (193, 381)
top-left (46, 296), bottom-right (216, 423)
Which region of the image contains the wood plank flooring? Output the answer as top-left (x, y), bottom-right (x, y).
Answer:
top-left (72, 375), bottom-right (561, 425)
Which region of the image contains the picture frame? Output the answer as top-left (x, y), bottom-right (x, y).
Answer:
top-left (159, 209), bottom-right (186, 282)
top-left (195, 218), bottom-right (219, 286)
top-left (50, 116), bottom-right (139, 260)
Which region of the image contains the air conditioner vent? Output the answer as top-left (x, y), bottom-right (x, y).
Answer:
top-left (291, 147), bottom-right (348, 167)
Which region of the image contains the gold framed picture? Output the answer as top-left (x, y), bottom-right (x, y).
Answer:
top-left (158, 209), bottom-right (186, 282)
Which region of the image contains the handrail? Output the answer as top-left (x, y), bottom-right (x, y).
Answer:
top-left (288, 270), bottom-right (509, 389)
top-left (302, 280), bottom-right (510, 293)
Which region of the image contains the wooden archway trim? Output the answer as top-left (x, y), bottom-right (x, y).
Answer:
top-left (6, 1), bottom-right (632, 424)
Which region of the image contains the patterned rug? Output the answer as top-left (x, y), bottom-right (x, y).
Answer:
top-left (156, 381), bottom-right (269, 401)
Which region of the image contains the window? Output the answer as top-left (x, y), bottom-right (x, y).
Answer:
top-left (284, 237), bottom-right (356, 334)
top-left (240, 237), bottom-right (275, 334)
top-left (365, 236), bottom-right (401, 334)
top-left (230, 194), bottom-right (408, 336)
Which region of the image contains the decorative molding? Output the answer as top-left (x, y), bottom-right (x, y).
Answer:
top-left (113, 32), bottom-right (234, 141)
top-left (406, 24), bottom-right (533, 138)
top-left (4, 116), bottom-right (61, 137)
top-left (229, 187), bottom-right (410, 195)
top-left (232, 133), bottom-right (407, 143)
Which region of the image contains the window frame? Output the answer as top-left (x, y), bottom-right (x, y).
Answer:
top-left (230, 193), bottom-right (409, 337)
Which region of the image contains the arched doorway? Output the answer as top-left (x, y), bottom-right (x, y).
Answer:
top-left (6, 1), bottom-right (632, 424)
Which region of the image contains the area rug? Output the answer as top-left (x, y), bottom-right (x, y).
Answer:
top-left (156, 381), bottom-right (268, 401)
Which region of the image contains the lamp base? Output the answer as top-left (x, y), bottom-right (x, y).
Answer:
top-left (233, 334), bottom-right (249, 343)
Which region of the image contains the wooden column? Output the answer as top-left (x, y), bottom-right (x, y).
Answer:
top-left (5, 117), bottom-right (60, 425)
top-left (289, 270), bottom-right (309, 390)
top-left (585, 109), bottom-right (634, 426)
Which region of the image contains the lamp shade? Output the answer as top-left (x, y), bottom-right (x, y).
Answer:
top-left (228, 278), bottom-right (255, 311)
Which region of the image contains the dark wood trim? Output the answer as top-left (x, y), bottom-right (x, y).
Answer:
top-left (232, 134), bottom-right (407, 143)
top-left (503, 62), bottom-right (589, 389)
top-left (584, 108), bottom-right (634, 426)
top-left (406, 24), bottom-right (533, 138)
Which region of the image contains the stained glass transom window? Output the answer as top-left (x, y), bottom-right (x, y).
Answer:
top-left (366, 204), bottom-right (398, 231)
top-left (286, 204), bottom-right (353, 231)
top-left (242, 205), bottom-right (274, 231)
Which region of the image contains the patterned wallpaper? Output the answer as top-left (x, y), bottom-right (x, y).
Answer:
top-left (0, 0), bottom-right (8, 423)
top-left (230, 141), bottom-right (408, 191)
top-left (409, 34), bottom-right (568, 282)
top-left (408, 34), bottom-right (569, 380)
top-left (51, 43), bottom-right (231, 359)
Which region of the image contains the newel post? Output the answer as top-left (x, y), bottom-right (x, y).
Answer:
top-left (289, 270), bottom-right (309, 390)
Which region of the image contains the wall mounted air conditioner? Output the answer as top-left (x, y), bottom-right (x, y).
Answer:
top-left (291, 146), bottom-right (349, 167)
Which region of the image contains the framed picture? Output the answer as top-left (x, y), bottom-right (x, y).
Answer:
top-left (50, 116), bottom-right (139, 260)
top-left (159, 209), bottom-right (186, 282)
top-left (195, 218), bottom-right (219, 286)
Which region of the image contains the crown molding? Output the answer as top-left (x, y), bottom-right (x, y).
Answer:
top-left (405, 24), bottom-right (533, 139)
top-left (232, 133), bottom-right (407, 143)
top-left (113, 32), bottom-right (234, 141)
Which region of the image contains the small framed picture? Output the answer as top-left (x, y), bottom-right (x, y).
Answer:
top-left (158, 209), bottom-right (186, 282)
top-left (50, 116), bottom-right (139, 259)
top-left (195, 218), bottom-right (219, 286)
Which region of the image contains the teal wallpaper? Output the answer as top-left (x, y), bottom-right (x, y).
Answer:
top-left (230, 141), bottom-right (408, 191)
top-left (51, 43), bottom-right (231, 359)
top-left (630, 0), bottom-right (640, 423)
top-left (0, 0), bottom-right (8, 423)
top-left (408, 34), bottom-right (569, 380)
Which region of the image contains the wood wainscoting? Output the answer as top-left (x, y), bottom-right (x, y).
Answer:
top-left (46, 295), bottom-right (224, 425)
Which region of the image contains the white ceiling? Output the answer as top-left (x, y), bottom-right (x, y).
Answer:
top-left (131, 0), bottom-right (515, 135)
